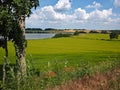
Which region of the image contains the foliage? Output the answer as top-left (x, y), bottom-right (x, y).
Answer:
top-left (110, 32), bottom-right (119, 39)
top-left (89, 30), bottom-right (100, 33)
top-left (0, 60), bottom-right (119, 90)
top-left (0, 0), bottom-right (39, 47)
top-left (73, 31), bottom-right (80, 35)
top-left (0, 58), bottom-right (41, 90)
top-left (0, 9), bottom-right (12, 37)
top-left (79, 30), bottom-right (87, 33)
top-left (52, 33), bottom-right (72, 38)
top-left (45, 28), bottom-right (56, 31)
top-left (101, 30), bottom-right (110, 34)
top-left (0, 2), bottom-right (13, 51)
top-left (110, 30), bottom-right (120, 34)
top-left (0, 0), bottom-right (39, 55)
top-left (0, 0), bottom-right (39, 88)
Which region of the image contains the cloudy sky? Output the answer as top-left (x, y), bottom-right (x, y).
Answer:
top-left (26, 0), bottom-right (120, 30)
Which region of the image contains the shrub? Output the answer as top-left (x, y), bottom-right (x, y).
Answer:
top-left (52, 33), bottom-right (71, 38)
top-left (89, 30), bottom-right (99, 33)
top-left (73, 31), bottom-right (80, 35)
top-left (110, 32), bottom-right (119, 39)
top-left (101, 30), bottom-right (109, 34)
top-left (79, 31), bottom-right (87, 33)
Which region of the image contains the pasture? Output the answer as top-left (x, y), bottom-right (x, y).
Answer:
top-left (0, 34), bottom-right (120, 69)
top-left (0, 33), bottom-right (120, 89)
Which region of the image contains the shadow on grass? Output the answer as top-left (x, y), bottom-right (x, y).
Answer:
top-left (100, 39), bottom-right (120, 41)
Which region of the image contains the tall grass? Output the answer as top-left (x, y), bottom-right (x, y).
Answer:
top-left (1, 58), bottom-right (119, 90)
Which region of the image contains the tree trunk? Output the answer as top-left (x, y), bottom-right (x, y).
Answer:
top-left (3, 36), bottom-right (8, 84)
top-left (2, 19), bottom-right (8, 84)
top-left (15, 15), bottom-right (26, 79)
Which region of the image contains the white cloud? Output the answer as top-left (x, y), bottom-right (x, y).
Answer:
top-left (25, 5), bottom-right (74, 28)
top-left (54, 0), bottom-right (71, 12)
top-left (39, 6), bottom-right (73, 21)
top-left (25, 0), bottom-right (120, 29)
top-left (74, 8), bottom-right (89, 20)
top-left (114, 0), bottom-right (120, 7)
top-left (88, 9), bottom-right (113, 21)
top-left (86, 1), bottom-right (102, 9)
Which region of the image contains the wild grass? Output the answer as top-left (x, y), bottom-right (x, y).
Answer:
top-left (0, 60), bottom-right (120, 90)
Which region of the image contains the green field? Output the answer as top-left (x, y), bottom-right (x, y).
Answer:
top-left (0, 33), bottom-right (120, 90)
top-left (0, 34), bottom-right (120, 69)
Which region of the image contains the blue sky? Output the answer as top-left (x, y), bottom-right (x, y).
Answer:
top-left (26, 0), bottom-right (120, 30)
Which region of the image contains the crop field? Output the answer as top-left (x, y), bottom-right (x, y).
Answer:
top-left (0, 34), bottom-right (120, 69)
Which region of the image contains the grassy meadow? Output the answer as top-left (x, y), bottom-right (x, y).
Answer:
top-left (0, 33), bottom-right (120, 89)
top-left (0, 34), bottom-right (120, 69)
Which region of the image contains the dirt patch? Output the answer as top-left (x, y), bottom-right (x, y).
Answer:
top-left (48, 67), bottom-right (120, 90)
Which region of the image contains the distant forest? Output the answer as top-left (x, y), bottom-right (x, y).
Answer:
top-left (25, 28), bottom-right (120, 34)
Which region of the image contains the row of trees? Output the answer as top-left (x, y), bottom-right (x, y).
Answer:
top-left (0, 0), bottom-right (39, 86)
top-left (73, 30), bottom-right (119, 39)
top-left (26, 28), bottom-right (57, 31)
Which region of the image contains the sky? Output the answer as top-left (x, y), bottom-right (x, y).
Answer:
top-left (25, 0), bottom-right (120, 30)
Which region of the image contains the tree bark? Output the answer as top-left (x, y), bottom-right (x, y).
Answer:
top-left (15, 15), bottom-right (26, 79)
top-left (3, 36), bottom-right (8, 84)
top-left (2, 19), bottom-right (8, 84)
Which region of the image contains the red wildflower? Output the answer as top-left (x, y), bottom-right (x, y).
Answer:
top-left (49, 71), bottom-right (55, 77)
top-left (44, 71), bottom-right (55, 78)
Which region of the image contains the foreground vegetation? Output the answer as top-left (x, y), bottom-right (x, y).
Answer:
top-left (0, 34), bottom-right (120, 89)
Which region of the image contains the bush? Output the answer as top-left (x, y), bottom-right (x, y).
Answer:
top-left (89, 30), bottom-right (99, 33)
top-left (101, 30), bottom-right (109, 34)
top-left (79, 31), bottom-right (87, 33)
top-left (73, 31), bottom-right (80, 35)
top-left (52, 33), bottom-right (71, 38)
top-left (110, 32), bottom-right (119, 39)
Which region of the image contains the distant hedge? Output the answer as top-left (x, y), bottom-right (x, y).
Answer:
top-left (89, 30), bottom-right (99, 33)
top-left (73, 31), bottom-right (80, 35)
top-left (52, 33), bottom-right (72, 38)
top-left (110, 32), bottom-right (119, 39)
